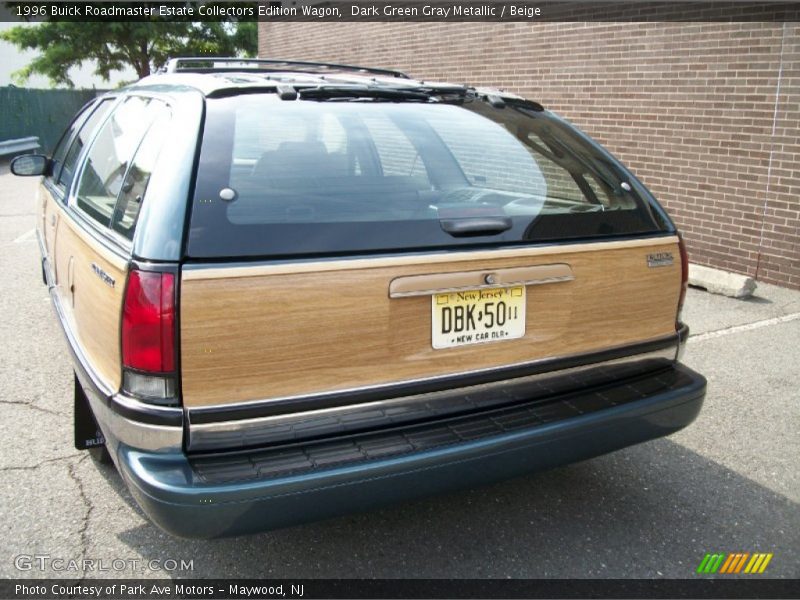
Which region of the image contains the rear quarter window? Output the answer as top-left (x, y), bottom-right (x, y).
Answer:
top-left (73, 96), bottom-right (171, 238)
top-left (111, 105), bottom-right (172, 239)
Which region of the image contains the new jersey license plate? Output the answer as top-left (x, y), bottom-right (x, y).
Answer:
top-left (431, 286), bottom-right (526, 349)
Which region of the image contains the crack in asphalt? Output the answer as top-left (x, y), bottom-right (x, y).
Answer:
top-left (0, 453), bottom-right (82, 472)
top-left (0, 399), bottom-right (65, 417)
top-left (67, 454), bottom-right (92, 586)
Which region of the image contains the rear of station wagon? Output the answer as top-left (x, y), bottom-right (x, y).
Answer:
top-left (15, 58), bottom-right (706, 538)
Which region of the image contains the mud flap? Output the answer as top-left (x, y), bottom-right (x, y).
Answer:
top-left (74, 374), bottom-right (106, 450)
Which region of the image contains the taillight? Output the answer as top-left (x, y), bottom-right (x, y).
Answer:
top-left (677, 233), bottom-right (689, 325)
top-left (122, 269), bottom-right (177, 404)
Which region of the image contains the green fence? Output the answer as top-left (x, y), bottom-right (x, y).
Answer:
top-left (0, 87), bottom-right (107, 154)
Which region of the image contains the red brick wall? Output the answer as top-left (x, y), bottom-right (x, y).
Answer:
top-left (260, 22), bottom-right (800, 289)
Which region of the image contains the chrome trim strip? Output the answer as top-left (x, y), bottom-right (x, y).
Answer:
top-left (88, 393), bottom-right (183, 453)
top-left (187, 345), bottom-right (676, 452)
top-left (110, 393), bottom-right (183, 427)
top-left (182, 235), bottom-right (680, 280)
top-left (67, 205), bottom-right (133, 259)
top-left (36, 226), bottom-right (45, 256)
top-left (189, 331), bottom-right (680, 421)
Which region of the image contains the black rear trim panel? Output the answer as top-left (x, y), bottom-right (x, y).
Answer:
top-left (191, 364), bottom-right (696, 484)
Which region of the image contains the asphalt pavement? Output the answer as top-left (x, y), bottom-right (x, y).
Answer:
top-left (0, 167), bottom-right (797, 579)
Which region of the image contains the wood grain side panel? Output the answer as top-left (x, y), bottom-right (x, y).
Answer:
top-left (40, 183), bottom-right (58, 264)
top-left (54, 214), bottom-right (128, 391)
top-left (181, 240), bottom-right (681, 407)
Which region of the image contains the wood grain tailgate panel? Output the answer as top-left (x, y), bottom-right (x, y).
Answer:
top-left (180, 239), bottom-right (681, 407)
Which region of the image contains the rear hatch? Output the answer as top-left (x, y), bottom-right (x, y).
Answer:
top-left (179, 91), bottom-right (682, 443)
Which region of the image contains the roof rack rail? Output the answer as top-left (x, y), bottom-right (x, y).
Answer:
top-left (161, 57), bottom-right (410, 79)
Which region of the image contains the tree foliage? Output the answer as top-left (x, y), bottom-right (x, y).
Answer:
top-left (0, 18), bottom-right (257, 87)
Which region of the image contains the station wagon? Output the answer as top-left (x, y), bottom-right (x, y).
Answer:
top-left (12, 58), bottom-right (707, 538)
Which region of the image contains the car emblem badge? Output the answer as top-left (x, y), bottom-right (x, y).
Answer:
top-left (647, 252), bottom-right (674, 268)
top-left (91, 263), bottom-right (116, 288)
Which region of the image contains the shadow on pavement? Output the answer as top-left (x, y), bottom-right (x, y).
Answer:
top-left (740, 295), bottom-right (774, 305)
top-left (102, 437), bottom-right (798, 578)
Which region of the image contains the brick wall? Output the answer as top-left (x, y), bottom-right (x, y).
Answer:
top-left (260, 22), bottom-right (800, 289)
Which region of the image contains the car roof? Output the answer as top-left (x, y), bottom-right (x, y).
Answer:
top-left (126, 57), bottom-right (527, 103)
top-left (131, 71), bottom-right (441, 95)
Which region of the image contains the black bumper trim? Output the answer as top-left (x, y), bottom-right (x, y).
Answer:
top-left (118, 363), bottom-right (706, 538)
top-left (190, 364), bottom-right (698, 484)
top-left (110, 394), bottom-right (184, 427)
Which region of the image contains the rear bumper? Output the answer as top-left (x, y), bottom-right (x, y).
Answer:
top-left (118, 363), bottom-right (706, 538)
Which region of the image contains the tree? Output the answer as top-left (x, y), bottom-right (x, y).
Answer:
top-left (0, 20), bottom-right (257, 87)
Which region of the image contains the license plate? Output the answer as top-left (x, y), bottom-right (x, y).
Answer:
top-left (431, 286), bottom-right (526, 349)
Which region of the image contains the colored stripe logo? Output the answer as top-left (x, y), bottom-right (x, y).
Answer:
top-left (697, 552), bottom-right (773, 574)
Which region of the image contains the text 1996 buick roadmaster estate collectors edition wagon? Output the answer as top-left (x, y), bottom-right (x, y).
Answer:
top-left (12, 58), bottom-right (706, 538)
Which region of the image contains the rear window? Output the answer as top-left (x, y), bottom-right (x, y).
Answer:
top-left (188, 95), bottom-right (666, 258)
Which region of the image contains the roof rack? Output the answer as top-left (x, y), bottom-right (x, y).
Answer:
top-left (161, 57), bottom-right (410, 79)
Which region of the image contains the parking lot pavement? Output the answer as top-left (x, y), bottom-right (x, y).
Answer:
top-left (0, 170), bottom-right (797, 580)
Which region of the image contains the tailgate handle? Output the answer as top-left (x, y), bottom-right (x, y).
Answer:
top-left (440, 217), bottom-right (512, 237)
top-left (389, 264), bottom-right (574, 298)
